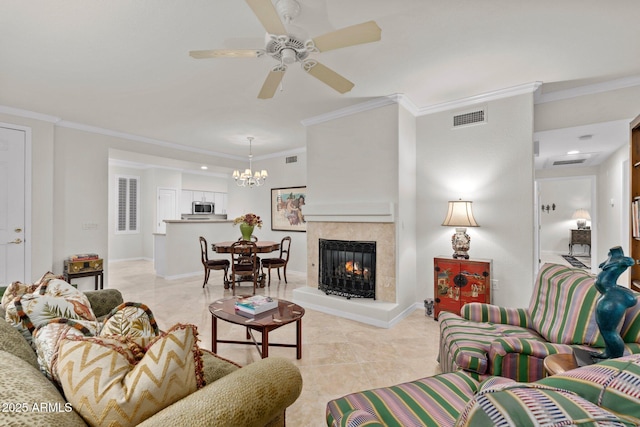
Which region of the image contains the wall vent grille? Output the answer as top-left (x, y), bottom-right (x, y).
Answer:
top-left (286, 156), bottom-right (298, 164)
top-left (553, 159), bottom-right (586, 166)
top-left (453, 108), bottom-right (486, 127)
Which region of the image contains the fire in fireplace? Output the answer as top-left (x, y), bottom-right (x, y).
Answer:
top-left (318, 239), bottom-right (376, 299)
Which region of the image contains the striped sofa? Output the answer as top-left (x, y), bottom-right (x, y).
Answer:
top-left (326, 354), bottom-right (640, 426)
top-left (438, 263), bottom-right (640, 382)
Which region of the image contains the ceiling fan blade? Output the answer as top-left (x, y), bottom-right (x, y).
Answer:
top-left (245, 0), bottom-right (287, 35)
top-left (312, 21), bottom-right (381, 52)
top-left (305, 62), bottom-right (354, 94)
top-left (258, 68), bottom-right (286, 99)
top-left (189, 49), bottom-right (260, 59)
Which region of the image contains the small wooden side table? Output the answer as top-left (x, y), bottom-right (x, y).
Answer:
top-left (544, 353), bottom-right (577, 376)
top-left (569, 229), bottom-right (591, 256)
top-left (64, 270), bottom-right (104, 290)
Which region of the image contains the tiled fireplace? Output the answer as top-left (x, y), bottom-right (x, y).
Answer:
top-left (306, 221), bottom-right (396, 304)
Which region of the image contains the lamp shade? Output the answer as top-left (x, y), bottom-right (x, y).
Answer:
top-left (442, 200), bottom-right (479, 227)
top-left (572, 209), bottom-right (591, 220)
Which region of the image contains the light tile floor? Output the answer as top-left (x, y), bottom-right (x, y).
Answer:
top-left (107, 260), bottom-right (442, 427)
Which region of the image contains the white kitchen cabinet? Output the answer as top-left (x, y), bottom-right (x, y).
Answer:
top-left (191, 191), bottom-right (204, 202)
top-left (180, 190), bottom-right (193, 214)
top-left (214, 192), bottom-right (226, 214)
top-left (181, 189), bottom-right (226, 214)
top-left (192, 191), bottom-right (215, 202)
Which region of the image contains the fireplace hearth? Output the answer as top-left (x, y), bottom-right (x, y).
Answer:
top-left (319, 239), bottom-right (376, 299)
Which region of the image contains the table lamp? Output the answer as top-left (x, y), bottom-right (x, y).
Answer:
top-left (442, 200), bottom-right (479, 259)
top-left (572, 209), bottom-right (590, 229)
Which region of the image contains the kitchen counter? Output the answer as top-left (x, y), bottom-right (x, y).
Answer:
top-left (153, 219), bottom-right (238, 279)
top-left (164, 219), bottom-right (233, 224)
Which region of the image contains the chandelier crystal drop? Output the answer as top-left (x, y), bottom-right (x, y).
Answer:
top-left (233, 137), bottom-right (268, 187)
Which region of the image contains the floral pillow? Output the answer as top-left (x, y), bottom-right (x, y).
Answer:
top-left (4, 278), bottom-right (95, 345)
top-left (32, 318), bottom-right (99, 382)
top-left (1, 272), bottom-right (66, 307)
top-left (100, 302), bottom-right (159, 338)
top-left (56, 324), bottom-right (204, 427)
top-left (32, 302), bottom-right (160, 383)
top-left (1, 281), bottom-right (38, 308)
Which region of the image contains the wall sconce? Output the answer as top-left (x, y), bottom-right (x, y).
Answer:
top-left (542, 203), bottom-right (556, 213)
top-left (442, 200), bottom-right (479, 259)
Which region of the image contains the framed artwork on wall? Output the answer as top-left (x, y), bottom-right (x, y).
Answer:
top-left (271, 186), bottom-right (306, 232)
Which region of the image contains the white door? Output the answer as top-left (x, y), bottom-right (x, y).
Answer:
top-left (157, 188), bottom-right (177, 233)
top-left (0, 126), bottom-right (26, 286)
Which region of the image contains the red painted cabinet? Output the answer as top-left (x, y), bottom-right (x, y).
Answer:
top-left (434, 257), bottom-right (492, 320)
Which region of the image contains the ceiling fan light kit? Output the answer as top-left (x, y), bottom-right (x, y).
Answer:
top-left (189, 0), bottom-right (381, 99)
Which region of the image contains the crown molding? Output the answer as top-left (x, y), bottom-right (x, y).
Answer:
top-left (4, 74), bottom-right (639, 163)
top-left (300, 83), bottom-right (543, 125)
top-left (534, 75), bottom-right (640, 104)
top-left (57, 120), bottom-right (243, 160)
top-left (416, 82), bottom-right (543, 116)
top-left (300, 96), bottom-right (399, 126)
top-left (0, 105), bottom-right (61, 123)
top-left (109, 158), bottom-right (229, 178)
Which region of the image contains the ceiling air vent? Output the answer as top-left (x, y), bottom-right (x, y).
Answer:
top-left (553, 159), bottom-right (586, 166)
top-left (286, 155), bottom-right (298, 164)
top-left (453, 107), bottom-right (487, 128)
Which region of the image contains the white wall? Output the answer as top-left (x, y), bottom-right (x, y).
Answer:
top-left (535, 85), bottom-right (640, 132)
top-left (307, 104), bottom-right (399, 205)
top-left (182, 173), bottom-right (227, 192)
top-left (417, 93), bottom-right (536, 308)
top-left (53, 126), bottom-right (110, 288)
top-left (597, 143), bottom-right (629, 265)
top-left (398, 105), bottom-right (418, 308)
top-left (226, 151), bottom-right (307, 274)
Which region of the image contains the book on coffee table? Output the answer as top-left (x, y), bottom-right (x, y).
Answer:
top-left (235, 296), bottom-right (278, 316)
top-left (573, 347), bottom-right (597, 367)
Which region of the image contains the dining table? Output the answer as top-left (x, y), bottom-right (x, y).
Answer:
top-left (211, 240), bottom-right (280, 288)
top-left (211, 240), bottom-right (280, 254)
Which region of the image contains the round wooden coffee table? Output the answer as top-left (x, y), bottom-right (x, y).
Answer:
top-left (209, 297), bottom-right (304, 359)
top-left (544, 353), bottom-right (578, 376)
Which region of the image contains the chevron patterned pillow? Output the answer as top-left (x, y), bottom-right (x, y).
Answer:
top-left (56, 323), bottom-right (204, 427)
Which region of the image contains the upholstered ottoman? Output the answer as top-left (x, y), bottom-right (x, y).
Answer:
top-left (326, 371), bottom-right (480, 427)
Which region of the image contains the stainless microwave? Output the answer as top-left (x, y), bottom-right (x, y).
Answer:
top-left (192, 201), bottom-right (214, 214)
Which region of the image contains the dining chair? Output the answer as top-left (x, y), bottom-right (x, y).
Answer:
top-left (199, 236), bottom-right (230, 288)
top-left (230, 240), bottom-right (260, 295)
top-left (260, 236), bottom-right (291, 286)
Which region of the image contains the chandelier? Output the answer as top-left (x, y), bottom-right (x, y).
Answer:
top-left (232, 137), bottom-right (268, 187)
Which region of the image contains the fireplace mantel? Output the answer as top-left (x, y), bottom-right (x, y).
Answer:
top-left (303, 202), bottom-right (395, 223)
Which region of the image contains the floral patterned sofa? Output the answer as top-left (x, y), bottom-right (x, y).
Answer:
top-left (326, 354), bottom-right (640, 426)
top-left (438, 263), bottom-right (640, 382)
top-left (0, 274), bottom-right (302, 426)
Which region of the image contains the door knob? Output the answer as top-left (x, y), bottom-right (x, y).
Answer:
top-left (7, 238), bottom-right (23, 244)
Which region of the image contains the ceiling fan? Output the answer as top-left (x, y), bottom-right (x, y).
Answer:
top-left (189, 0), bottom-right (381, 99)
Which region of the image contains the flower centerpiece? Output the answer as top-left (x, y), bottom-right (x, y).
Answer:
top-left (233, 213), bottom-right (263, 241)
